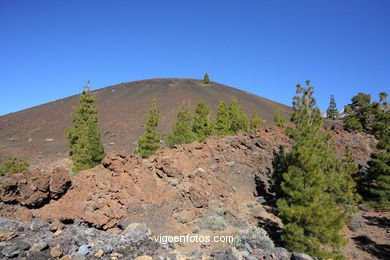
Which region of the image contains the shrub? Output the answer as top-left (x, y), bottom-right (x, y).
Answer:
top-left (196, 215), bottom-right (227, 231)
top-left (231, 226), bottom-right (274, 250)
top-left (0, 157), bottom-right (29, 175)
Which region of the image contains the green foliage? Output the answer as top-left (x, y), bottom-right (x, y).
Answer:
top-left (372, 92), bottom-right (390, 140)
top-left (136, 99), bottom-right (161, 157)
top-left (166, 104), bottom-right (197, 147)
top-left (352, 92), bottom-right (390, 207)
top-left (276, 81), bottom-right (352, 259)
top-left (214, 101), bottom-right (232, 136)
top-left (203, 72), bottom-right (210, 84)
top-left (249, 111), bottom-right (262, 130)
top-left (366, 93), bottom-right (390, 207)
top-left (367, 145), bottom-right (390, 207)
top-left (338, 146), bottom-right (361, 213)
top-left (271, 145), bottom-right (292, 198)
top-left (343, 92), bottom-right (373, 132)
top-left (192, 100), bottom-right (213, 142)
top-left (274, 106), bottom-right (286, 127)
top-left (327, 95), bottom-right (338, 120)
top-left (0, 157), bottom-right (29, 175)
top-left (228, 98), bottom-right (249, 133)
top-left (343, 105), bottom-right (363, 131)
top-left (65, 82), bottom-right (105, 172)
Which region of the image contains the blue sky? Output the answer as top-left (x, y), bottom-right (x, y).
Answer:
top-left (0, 0), bottom-right (389, 116)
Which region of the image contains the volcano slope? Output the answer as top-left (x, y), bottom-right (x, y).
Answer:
top-left (1, 126), bottom-right (388, 260)
top-left (0, 78), bottom-right (290, 166)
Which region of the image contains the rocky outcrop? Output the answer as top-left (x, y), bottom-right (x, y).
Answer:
top-left (0, 127), bottom-right (381, 258)
top-left (0, 167), bottom-right (70, 208)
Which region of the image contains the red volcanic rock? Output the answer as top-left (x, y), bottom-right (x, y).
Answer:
top-left (0, 168), bottom-right (71, 208)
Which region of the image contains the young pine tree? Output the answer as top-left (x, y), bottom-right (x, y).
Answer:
top-left (327, 95), bottom-right (338, 120)
top-left (277, 81), bottom-right (350, 259)
top-left (203, 72), bottom-right (210, 84)
top-left (249, 111), bottom-right (262, 130)
top-left (274, 106), bottom-right (286, 127)
top-left (192, 100), bottom-right (213, 142)
top-left (166, 104), bottom-right (197, 147)
top-left (214, 101), bottom-right (232, 135)
top-left (228, 98), bottom-right (249, 133)
top-left (136, 99), bottom-right (161, 157)
top-left (66, 82), bottom-right (105, 173)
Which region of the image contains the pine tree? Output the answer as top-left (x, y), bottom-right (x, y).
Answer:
top-left (327, 95), bottom-right (338, 120)
top-left (338, 146), bottom-right (361, 213)
top-left (343, 92), bottom-right (373, 132)
top-left (372, 92), bottom-right (390, 140)
top-left (65, 82), bottom-right (105, 172)
top-left (249, 111), bottom-right (262, 130)
top-left (367, 92), bottom-right (390, 207)
top-left (343, 105), bottom-right (363, 131)
top-left (367, 139), bottom-right (390, 207)
top-left (203, 72), bottom-right (210, 84)
top-left (166, 104), bottom-right (197, 147)
top-left (136, 99), bottom-right (161, 157)
top-left (228, 98), bottom-right (249, 133)
top-left (277, 81), bottom-right (348, 259)
top-left (274, 106), bottom-right (286, 127)
top-left (192, 100), bottom-right (213, 142)
top-left (214, 101), bottom-right (232, 135)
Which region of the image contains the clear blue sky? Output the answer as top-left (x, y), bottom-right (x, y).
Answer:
top-left (0, 0), bottom-right (389, 116)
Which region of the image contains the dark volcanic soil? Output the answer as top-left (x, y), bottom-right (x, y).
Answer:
top-left (0, 78), bottom-right (290, 166)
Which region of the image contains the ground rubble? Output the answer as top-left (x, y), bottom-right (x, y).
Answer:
top-left (0, 217), bottom-right (321, 260)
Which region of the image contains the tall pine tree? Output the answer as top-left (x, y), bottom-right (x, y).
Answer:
top-left (66, 82), bottom-right (105, 172)
top-left (277, 81), bottom-right (351, 259)
top-left (366, 92), bottom-right (390, 207)
top-left (136, 99), bottom-right (161, 157)
top-left (327, 95), bottom-right (338, 120)
top-left (214, 101), bottom-right (231, 135)
top-left (228, 98), bottom-right (249, 133)
top-left (166, 104), bottom-right (197, 147)
top-left (192, 100), bottom-right (213, 142)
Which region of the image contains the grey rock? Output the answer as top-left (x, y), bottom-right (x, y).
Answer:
top-left (244, 242), bottom-right (252, 252)
top-left (292, 252), bottom-right (314, 260)
top-left (73, 254), bottom-right (87, 260)
top-left (30, 219), bottom-right (49, 231)
top-left (226, 247), bottom-right (242, 260)
top-left (103, 245), bottom-right (113, 254)
top-left (226, 161), bottom-right (236, 167)
top-left (77, 245), bottom-right (90, 255)
top-left (2, 242), bottom-right (30, 257)
top-left (272, 247), bottom-right (291, 260)
top-left (30, 241), bottom-right (48, 252)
